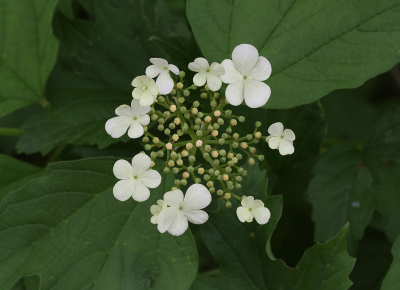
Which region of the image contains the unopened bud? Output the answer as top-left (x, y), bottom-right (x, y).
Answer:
top-left (181, 179), bottom-right (187, 186)
top-left (214, 110), bottom-right (221, 117)
top-left (180, 106), bottom-right (187, 113)
top-left (164, 128), bottom-right (170, 135)
top-left (178, 97), bottom-right (185, 104)
top-left (214, 92), bottom-right (220, 99)
top-left (218, 138), bottom-right (225, 145)
top-left (177, 82), bottom-right (184, 89)
top-left (179, 71), bottom-right (186, 78)
top-left (193, 101), bottom-right (200, 107)
top-left (183, 90), bottom-right (190, 96)
top-left (226, 200), bottom-right (232, 208)
top-left (200, 92), bottom-right (208, 98)
top-left (158, 96), bottom-right (165, 102)
top-left (258, 155), bottom-right (265, 161)
top-left (225, 166), bottom-right (232, 173)
top-left (191, 84), bottom-right (198, 90)
top-left (176, 159), bottom-right (183, 166)
top-left (255, 121), bottom-right (261, 127)
top-left (224, 193), bottom-right (231, 200)
top-left (145, 144), bottom-right (152, 150)
top-left (214, 170), bottom-right (220, 176)
top-left (238, 116), bottom-right (245, 122)
top-left (206, 181), bottom-right (213, 188)
top-left (204, 174), bottom-right (210, 181)
top-left (217, 189), bottom-right (224, 196)
top-left (169, 123), bottom-right (175, 130)
top-left (255, 132), bottom-right (262, 139)
top-left (163, 111), bottom-right (170, 118)
top-left (213, 123), bottom-right (220, 130)
top-left (189, 155), bottom-right (196, 163)
top-left (196, 140), bottom-right (203, 147)
top-left (142, 136), bottom-right (149, 143)
top-left (163, 167), bottom-right (170, 173)
top-left (212, 130), bottom-right (218, 137)
top-left (170, 152), bottom-right (177, 159)
top-left (191, 108), bottom-right (198, 115)
top-left (217, 118), bottom-right (224, 125)
top-left (181, 150), bottom-right (189, 157)
top-left (170, 89), bottom-right (176, 95)
top-left (157, 151), bottom-right (164, 158)
top-left (235, 176), bottom-right (242, 182)
top-left (198, 168), bottom-right (204, 174)
top-left (233, 133), bottom-right (239, 139)
top-left (209, 187), bottom-right (215, 193)
top-left (225, 110), bottom-right (232, 116)
top-left (210, 101), bottom-right (217, 107)
top-left (172, 134), bottom-right (179, 141)
top-left (174, 118), bottom-right (181, 125)
top-left (236, 153), bottom-right (243, 160)
top-left (230, 119), bottom-right (237, 126)
top-left (151, 114), bottom-right (159, 121)
top-left (205, 116), bottom-right (212, 122)
top-left (232, 142), bottom-right (238, 148)
top-left (227, 153), bottom-right (234, 159)
top-left (166, 143), bottom-right (173, 150)
top-left (168, 160), bottom-right (175, 167)
top-left (241, 142), bottom-right (248, 149)
top-left (211, 151), bottom-right (219, 158)
top-left (170, 105), bottom-right (176, 112)
top-left (186, 143), bottom-right (193, 150)
top-left (182, 172), bottom-right (189, 179)
top-left (196, 130), bottom-right (203, 137)
top-left (223, 174), bottom-right (229, 181)
top-left (184, 112), bottom-right (190, 119)
top-left (247, 134), bottom-right (253, 141)
top-left (195, 178), bottom-right (201, 183)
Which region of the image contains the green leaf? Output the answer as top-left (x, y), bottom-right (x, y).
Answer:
top-left (187, 0), bottom-right (400, 109)
top-left (0, 0), bottom-right (59, 117)
top-left (306, 107), bottom-right (400, 254)
top-left (0, 157), bottom-right (198, 290)
top-left (11, 276), bottom-right (40, 290)
top-left (0, 154), bottom-right (43, 202)
top-left (381, 235), bottom-right (400, 289)
top-left (191, 162), bottom-right (355, 289)
top-left (16, 0), bottom-right (190, 155)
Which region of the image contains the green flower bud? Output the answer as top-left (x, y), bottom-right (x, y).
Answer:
top-left (176, 159), bottom-right (183, 166)
top-left (238, 168), bottom-right (244, 174)
top-left (195, 178), bottom-right (201, 183)
top-left (217, 175), bottom-right (222, 181)
top-left (163, 111), bottom-right (170, 118)
top-left (184, 112), bottom-right (190, 119)
top-left (210, 101), bottom-right (217, 107)
top-left (183, 90), bottom-right (190, 97)
top-left (247, 134), bottom-right (253, 141)
top-left (158, 96), bottom-right (165, 102)
top-left (179, 71), bottom-right (186, 78)
top-left (214, 92), bottom-right (220, 99)
top-left (227, 181), bottom-right (233, 187)
top-left (232, 142), bottom-right (238, 148)
top-left (235, 183), bottom-right (242, 189)
top-left (204, 174), bottom-right (210, 181)
top-left (249, 158), bottom-right (255, 165)
top-left (207, 125), bottom-right (213, 131)
top-left (225, 110), bottom-right (232, 116)
top-left (236, 153), bottom-right (243, 160)
top-left (157, 151), bottom-right (164, 157)
top-left (238, 116), bottom-right (245, 122)
top-left (157, 124), bottom-right (163, 131)
top-left (226, 200), bottom-right (232, 208)
top-left (150, 108), bottom-right (156, 114)
top-left (242, 170), bottom-right (248, 176)
top-left (235, 176), bottom-right (242, 182)
top-left (226, 127), bottom-right (232, 134)
top-left (174, 179), bottom-right (181, 186)
top-left (196, 130), bottom-right (203, 137)
top-left (232, 157), bottom-right (238, 164)
top-left (180, 179), bottom-right (187, 186)
top-left (253, 138), bottom-right (260, 144)
top-left (219, 149), bottom-right (226, 156)
top-left (170, 89), bottom-right (176, 95)
top-left (145, 144), bottom-right (152, 150)
top-left (258, 155), bottom-right (265, 161)
top-left (178, 97), bottom-right (185, 104)
top-left (158, 118), bottom-right (165, 124)
top-left (194, 124), bottom-right (200, 131)
top-left (195, 118), bottom-right (202, 125)
top-left (205, 145), bottom-right (211, 152)
top-left (214, 170), bottom-right (220, 176)
top-left (221, 133), bottom-right (229, 139)
top-left (206, 181), bottom-right (213, 188)
top-left (233, 133), bottom-right (239, 139)
top-left (163, 167), bottom-right (170, 174)
top-left (218, 138), bottom-right (225, 145)
top-left (225, 166), bottom-right (232, 173)
top-left (249, 147), bottom-right (256, 154)
top-left (151, 114), bottom-right (159, 121)
top-left (255, 121), bottom-right (261, 127)
top-left (180, 106), bottom-right (187, 113)
top-left (170, 152), bottom-right (177, 159)
top-left (193, 101), bottom-right (200, 107)
top-left (197, 112), bottom-right (204, 118)
top-left (213, 123), bottom-right (220, 130)
top-left (208, 168), bottom-right (215, 175)
top-left (164, 128), bottom-right (170, 135)
top-left (217, 118), bottom-right (224, 125)
top-left (177, 153), bottom-right (182, 159)
top-left (220, 157), bottom-right (226, 163)
top-left (151, 152), bottom-right (157, 159)
top-left (200, 92), bottom-right (208, 98)
top-left (172, 167), bottom-right (179, 174)
top-left (217, 189), bottom-right (224, 196)
top-left (209, 187), bottom-right (215, 193)
top-left (177, 129), bottom-right (184, 136)
top-left (169, 123), bottom-right (176, 130)
top-left (182, 124), bottom-right (189, 132)
top-left (213, 159), bottom-right (220, 166)
top-left (191, 84), bottom-right (197, 90)
top-left (142, 136), bottom-right (149, 143)
top-left (168, 160), bottom-right (175, 167)
top-left (189, 155), bottom-right (196, 163)
top-left (227, 161), bottom-right (234, 167)
top-left (187, 166), bottom-right (194, 173)
top-left (203, 152), bottom-right (210, 159)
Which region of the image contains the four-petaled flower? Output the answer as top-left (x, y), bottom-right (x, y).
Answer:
top-left (113, 153), bottom-right (162, 202)
top-left (105, 99), bottom-right (150, 139)
top-left (220, 44), bottom-right (272, 108)
top-left (188, 57), bottom-right (225, 91)
top-left (158, 184), bottom-right (211, 236)
top-left (131, 75), bottom-right (159, 106)
top-left (146, 58), bottom-right (179, 95)
top-left (236, 196), bottom-right (271, 224)
top-left (150, 200), bottom-right (168, 224)
top-left (265, 122), bottom-right (295, 155)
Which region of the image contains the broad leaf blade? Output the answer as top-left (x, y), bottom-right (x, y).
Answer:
top-left (0, 0), bottom-right (59, 117)
top-left (381, 235), bottom-right (400, 289)
top-left (0, 157), bottom-right (198, 290)
top-left (187, 0), bottom-right (400, 109)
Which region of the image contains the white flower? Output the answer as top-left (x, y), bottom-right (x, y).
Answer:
top-left (266, 122), bottom-right (295, 155)
top-left (236, 196), bottom-right (271, 224)
top-left (157, 184), bottom-right (212, 236)
top-left (105, 99), bottom-right (150, 139)
top-left (113, 153), bottom-right (162, 202)
top-left (150, 200), bottom-right (168, 224)
top-left (145, 58), bottom-right (179, 95)
top-left (188, 57), bottom-right (225, 91)
top-left (220, 44), bottom-right (272, 108)
top-left (131, 75), bottom-right (159, 106)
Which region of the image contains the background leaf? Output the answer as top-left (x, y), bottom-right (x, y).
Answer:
top-left (187, 0), bottom-right (400, 109)
top-left (381, 235), bottom-right (400, 289)
top-left (0, 0), bottom-right (59, 117)
top-left (0, 157), bottom-right (198, 290)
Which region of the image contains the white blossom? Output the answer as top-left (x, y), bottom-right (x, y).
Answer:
top-left (265, 122), bottom-right (295, 155)
top-left (131, 75), bottom-right (159, 106)
top-left (113, 153), bottom-right (161, 202)
top-left (220, 44), bottom-right (272, 108)
top-left (146, 58), bottom-right (179, 95)
top-left (157, 184), bottom-right (211, 236)
top-left (236, 196), bottom-right (271, 224)
top-left (105, 99), bottom-right (150, 139)
top-left (150, 200), bottom-right (168, 224)
top-left (188, 57), bottom-right (225, 91)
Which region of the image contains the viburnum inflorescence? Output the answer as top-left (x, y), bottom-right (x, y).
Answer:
top-left (105, 43), bottom-right (296, 236)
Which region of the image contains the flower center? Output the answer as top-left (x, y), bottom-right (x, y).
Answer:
top-left (141, 86), bottom-right (147, 91)
top-left (243, 76), bottom-right (247, 79)
top-left (164, 67), bottom-right (168, 70)
top-left (134, 175), bottom-right (138, 179)
top-left (206, 69), bottom-right (210, 72)
top-left (179, 206), bottom-right (183, 210)
top-left (248, 208), bottom-right (252, 211)
top-left (280, 135), bottom-right (284, 139)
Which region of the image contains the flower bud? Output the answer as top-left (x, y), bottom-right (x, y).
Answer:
top-left (179, 71), bottom-right (186, 78)
top-left (151, 114), bottom-right (159, 121)
top-left (182, 124), bottom-right (189, 132)
top-left (198, 168), bottom-right (204, 174)
top-left (170, 152), bottom-right (177, 159)
top-left (209, 187), bottom-right (215, 193)
top-left (247, 134), bottom-right (253, 141)
top-left (150, 108), bottom-right (156, 114)
top-left (235, 176), bottom-right (242, 182)
top-left (255, 131), bottom-right (261, 139)
top-left (170, 89), bottom-right (176, 95)
top-left (163, 167), bottom-right (170, 173)
top-left (227, 153), bottom-right (234, 160)
top-left (213, 123), bottom-right (220, 130)
top-left (171, 187), bottom-right (177, 191)
top-left (221, 133), bottom-right (229, 139)
top-left (176, 130), bottom-right (183, 137)
top-left (189, 155), bottom-right (196, 163)
top-left (184, 112), bottom-right (190, 119)
top-left (164, 128), bottom-right (170, 135)
top-left (255, 121), bottom-right (261, 127)
top-left (219, 149), bottom-right (226, 156)
top-left (169, 123), bottom-right (176, 130)
top-left (227, 161), bottom-right (234, 167)
top-left (223, 174), bottom-right (229, 181)
top-left (240, 142), bottom-right (248, 149)
top-left (157, 151), bottom-right (165, 158)
top-left (197, 112), bottom-right (204, 118)
top-left (224, 193), bottom-right (231, 200)
top-left (170, 105), bottom-right (176, 112)
top-left (258, 155), bottom-right (265, 161)
top-left (214, 170), bottom-right (220, 176)
top-left (145, 144), bottom-right (152, 150)
top-left (232, 142), bottom-right (238, 148)
top-left (168, 160), bottom-right (175, 167)
top-left (253, 138), bottom-right (259, 144)
top-left (166, 143), bottom-right (173, 150)
top-left (249, 158), bottom-right (255, 165)
top-left (204, 116), bottom-right (212, 122)
top-left (226, 200), bottom-right (232, 208)
top-left (200, 92), bottom-right (208, 98)
top-left (225, 110), bottom-right (232, 116)
top-left (194, 124), bottom-right (200, 131)
top-left (193, 101), bottom-right (200, 107)
top-left (182, 172), bottom-right (189, 179)
top-left (191, 84), bottom-right (197, 90)
top-left (143, 126), bottom-right (148, 132)
top-left (172, 134), bottom-right (179, 141)
top-left (177, 82), bottom-right (184, 89)
top-left (195, 178), bottom-right (201, 183)
top-left (249, 147), bottom-right (256, 154)
top-left (203, 152), bottom-right (210, 159)
top-left (181, 150), bottom-right (189, 157)
top-left (163, 111), bottom-right (170, 118)
top-left (204, 174), bottom-right (210, 181)
top-left (242, 170), bottom-right (248, 176)
top-left (225, 166), bottom-right (232, 173)
top-left (158, 96), bottom-right (165, 102)
top-left (151, 152), bottom-right (157, 159)
top-left (194, 118), bottom-right (201, 125)
top-left (174, 118), bottom-right (181, 125)
top-left (176, 159), bottom-right (183, 166)
top-left (233, 133), bottom-right (239, 139)
top-left (218, 138), bottom-right (225, 145)
top-left (236, 153), bottom-right (243, 160)
top-left (210, 101), bottom-right (217, 107)
top-left (207, 125), bottom-right (213, 131)
top-left (196, 130), bottom-right (203, 137)
top-left (181, 179), bottom-right (187, 186)
top-left (186, 143), bottom-right (193, 150)
top-left (158, 118), bottom-right (165, 124)
top-left (206, 181), bottom-right (213, 188)
top-left (211, 150), bottom-right (219, 158)
top-left (228, 184), bottom-right (234, 190)
top-left (187, 166), bottom-right (194, 173)
top-left (226, 127), bottom-right (232, 134)
top-left (142, 136), bottom-right (149, 143)
top-left (172, 167), bottom-right (179, 174)
top-left (235, 183), bottom-right (242, 189)
top-left (174, 179), bottom-right (180, 186)
top-left (180, 106), bottom-right (187, 113)
top-left (196, 140), bottom-right (203, 147)
top-left (232, 157), bottom-right (238, 164)
top-left (230, 119), bottom-right (237, 126)
top-left (178, 97), bottom-right (185, 104)
top-left (205, 85), bottom-right (210, 91)
top-left (158, 124), bottom-right (164, 131)
top-left (191, 108), bottom-right (198, 115)
top-left (213, 159), bottom-right (220, 166)
top-left (238, 116), bottom-right (245, 122)
top-left (183, 90), bottom-right (190, 97)
top-left (208, 168), bottom-right (215, 175)
top-left (212, 130), bottom-right (218, 137)
top-left (214, 110), bottom-right (221, 117)
top-left (217, 189), bottom-right (224, 196)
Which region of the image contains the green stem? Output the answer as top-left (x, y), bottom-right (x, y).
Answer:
top-left (0, 128), bottom-right (23, 136)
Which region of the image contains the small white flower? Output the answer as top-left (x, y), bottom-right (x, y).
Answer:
top-left (150, 200), bottom-right (168, 224)
top-left (157, 184), bottom-right (212, 236)
top-left (220, 44), bottom-right (272, 108)
top-left (237, 196), bottom-right (271, 224)
top-left (145, 58), bottom-right (179, 95)
top-left (131, 75), bottom-right (159, 106)
top-left (105, 99), bottom-right (150, 139)
top-left (188, 57), bottom-right (225, 91)
top-left (113, 153), bottom-right (162, 202)
top-left (265, 122), bottom-right (295, 155)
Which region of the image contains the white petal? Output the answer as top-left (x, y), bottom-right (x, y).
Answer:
top-left (243, 80), bottom-right (270, 108)
top-left (127, 121), bottom-right (144, 139)
top-left (251, 199), bottom-right (265, 210)
top-left (131, 181), bottom-right (150, 202)
top-left (130, 99), bottom-right (150, 117)
top-left (148, 83), bottom-right (159, 96)
top-left (140, 170), bottom-right (162, 188)
top-left (137, 114), bottom-right (150, 126)
top-left (268, 136), bottom-right (281, 149)
top-left (220, 59), bottom-right (242, 83)
top-left (209, 62), bottom-right (225, 75)
top-left (237, 207), bottom-right (251, 223)
top-left (183, 184), bottom-right (212, 210)
top-left (105, 117), bottom-right (131, 138)
top-left (158, 207), bottom-right (178, 233)
top-left (168, 64), bottom-right (179, 75)
top-left (150, 215), bottom-right (159, 224)
top-left (141, 76), bottom-right (156, 85)
top-left (184, 209), bottom-right (208, 224)
top-left (188, 57), bottom-right (209, 72)
top-left (156, 72), bottom-right (174, 95)
top-left (193, 72), bottom-right (207, 87)
top-left (253, 207), bottom-right (271, 225)
top-left (157, 200), bottom-right (167, 209)
top-left (283, 129), bottom-right (295, 141)
top-left (164, 189), bottom-right (184, 207)
top-left (241, 196), bottom-right (254, 209)
top-left (113, 179), bottom-right (134, 201)
top-left (131, 153), bottom-right (151, 175)
top-left (139, 90), bottom-right (155, 106)
top-left (150, 58), bottom-right (168, 67)
top-left (115, 105), bottom-right (132, 117)
top-left (279, 140), bottom-right (295, 156)
top-left (232, 44), bottom-right (259, 75)
top-left (225, 81), bottom-right (244, 106)
top-left (150, 204), bottom-right (162, 215)
top-left (131, 76), bottom-right (144, 88)
top-left (265, 135), bottom-right (272, 143)
top-left (206, 74), bottom-right (222, 91)
top-left (132, 88), bottom-right (143, 99)
top-left (167, 211), bottom-right (188, 236)
top-left (146, 65), bottom-right (162, 78)
top-left (247, 56), bottom-right (272, 81)
top-left (113, 159), bottom-right (133, 179)
top-left (268, 122), bottom-right (284, 136)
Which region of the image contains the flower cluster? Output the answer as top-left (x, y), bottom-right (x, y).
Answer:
top-left (105, 44), bottom-right (295, 236)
